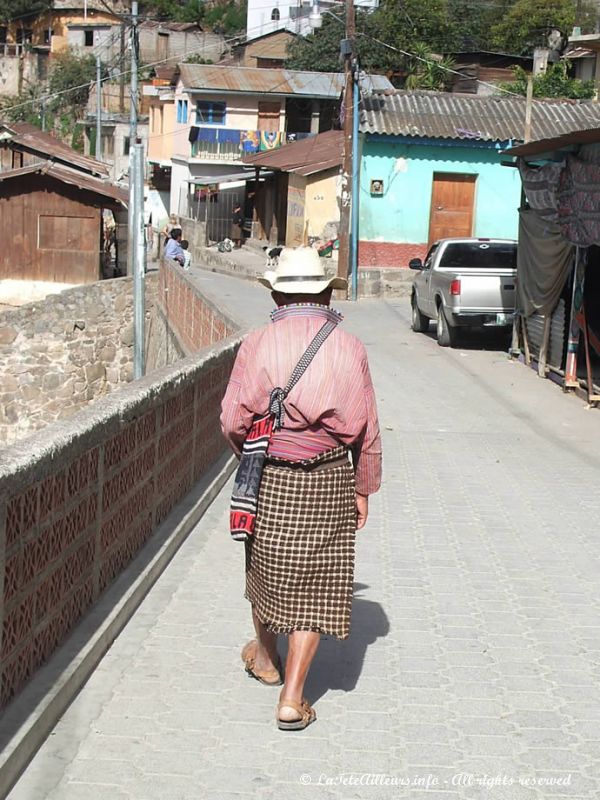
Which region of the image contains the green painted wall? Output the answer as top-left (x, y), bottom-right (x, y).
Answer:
top-left (360, 137), bottom-right (521, 243)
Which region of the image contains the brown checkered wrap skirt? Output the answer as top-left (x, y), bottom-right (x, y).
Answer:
top-left (244, 446), bottom-right (356, 640)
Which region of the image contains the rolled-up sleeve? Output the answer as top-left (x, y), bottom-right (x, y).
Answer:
top-left (220, 339), bottom-right (253, 456)
top-left (353, 354), bottom-right (382, 496)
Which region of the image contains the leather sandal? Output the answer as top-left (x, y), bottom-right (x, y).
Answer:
top-left (241, 640), bottom-right (283, 686)
top-left (276, 698), bottom-right (316, 731)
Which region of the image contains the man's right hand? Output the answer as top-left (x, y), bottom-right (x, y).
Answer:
top-left (356, 493), bottom-right (368, 530)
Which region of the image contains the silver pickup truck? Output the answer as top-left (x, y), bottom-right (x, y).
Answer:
top-left (410, 238), bottom-right (517, 347)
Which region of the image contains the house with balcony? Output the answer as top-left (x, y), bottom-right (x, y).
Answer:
top-left (246, 0), bottom-right (379, 40)
top-left (144, 62), bottom-right (392, 222)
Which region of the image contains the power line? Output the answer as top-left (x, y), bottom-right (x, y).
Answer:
top-left (0, 8), bottom-right (557, 120)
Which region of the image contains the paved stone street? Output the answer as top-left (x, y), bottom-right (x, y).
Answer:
top-left (8, 269), bottom-right (600, 800)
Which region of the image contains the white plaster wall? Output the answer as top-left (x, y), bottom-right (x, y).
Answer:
top-left (170, 158), bottom-right (190, 215)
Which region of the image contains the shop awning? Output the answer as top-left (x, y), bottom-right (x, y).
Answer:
top-left (187, 170), bottom-right (273, 185)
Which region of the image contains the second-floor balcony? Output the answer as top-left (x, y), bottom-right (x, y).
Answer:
top-left (189, 126), bottom-right (314, 162)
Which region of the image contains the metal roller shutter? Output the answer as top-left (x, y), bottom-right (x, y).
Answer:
top-left (524, 299), bottom-right (567, 372)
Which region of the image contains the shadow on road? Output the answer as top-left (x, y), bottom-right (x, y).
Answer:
top-left (420, 323), bottom-right (512, 352)
top-left (299, 583), bottom-right (390, 704)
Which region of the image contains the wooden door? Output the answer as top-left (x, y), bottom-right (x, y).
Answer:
top-left (258, 101), bottom-right (281, 132)
top-left (428, 173), bottom-right (476, 245)
top-left (157, 32), bottom-right (169, 61)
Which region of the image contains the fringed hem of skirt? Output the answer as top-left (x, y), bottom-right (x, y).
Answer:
top-left (245, 596), bottom-right (350, 640)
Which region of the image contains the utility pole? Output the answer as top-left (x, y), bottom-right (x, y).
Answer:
top-left (524, 74), bottom-right (534, 142)
top-left (337, 0), bottom-right (355, 300)
top-left (128, 0), bottom-right (145, 378)
top-left (95, 55), bottom-right (102, 161)
top-left (350, 71), bottom-right (359, 301)
top-left (119, 22), bottom-right (125, 114)
top-left (133, 141), bottom-right (145, 377)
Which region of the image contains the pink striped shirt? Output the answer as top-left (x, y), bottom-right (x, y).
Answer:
top-left (220, 304), bottom-right (382, 496)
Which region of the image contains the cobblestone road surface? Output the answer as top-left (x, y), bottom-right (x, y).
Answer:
top-left (9, 271), bottom-right (600, 800)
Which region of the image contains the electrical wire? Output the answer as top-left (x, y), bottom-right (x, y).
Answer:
top-left (0, 18), bottom-right (273, 115)
top-left (0, 3), bottom-right (558, 119)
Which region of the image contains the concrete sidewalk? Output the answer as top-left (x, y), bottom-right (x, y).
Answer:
top-left (8, 270), bottom-right (600, 800)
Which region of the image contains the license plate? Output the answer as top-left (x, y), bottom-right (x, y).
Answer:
top-left (495, 313), bottom-right (512, 325)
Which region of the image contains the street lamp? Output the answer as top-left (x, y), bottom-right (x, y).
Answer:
top-left (309, 1), bottom-right (359, 301)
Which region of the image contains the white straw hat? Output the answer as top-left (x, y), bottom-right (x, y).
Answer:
top-left (258, 247), bottom-right (347, 294)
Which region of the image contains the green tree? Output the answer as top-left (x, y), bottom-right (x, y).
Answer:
top-left (47, 50), bottom-right (97, 109)
top-left (375, 0), bottom-right (457, 57)
top-left (404, 44), bottom-right (456, 90)
top-left (0, 0), bottom-right (49, 22)
top-left (286, 9), bottom-right (382, 72)
top-left (446, 0), bottom-right (512, 51)
top-left (500, 62), bottom-right (595, 98)
top-left (286, 0), bottom-right (456, 78)
top-left (490, 0), bottom-right (594, 54)
top-left (1, 50), bottom-right (97, 150)
top-left (139, 0), bottom-right (246, 33)
top-left (203, 0), bottom-right (247, 34)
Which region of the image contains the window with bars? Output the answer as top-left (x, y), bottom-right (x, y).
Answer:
top-left (195, 100), bottom-right (226, 125)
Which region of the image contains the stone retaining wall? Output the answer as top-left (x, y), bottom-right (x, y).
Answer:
top-left (0, 262), bottom-right (241, 709)
top-left (0, 277), bottom-right (158, 448)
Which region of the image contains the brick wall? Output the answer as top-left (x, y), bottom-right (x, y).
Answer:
top-left (0, 262), bottom-right (240, 708)
top-left (157, 260), bottom-right (237, 353)
top-left (359, 241), bottom-right (429, 269)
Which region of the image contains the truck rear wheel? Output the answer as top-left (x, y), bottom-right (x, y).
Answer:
top-left (411, 295), bottom-right (430, 332)
top-left (436, 305), bottom-right (456, 347)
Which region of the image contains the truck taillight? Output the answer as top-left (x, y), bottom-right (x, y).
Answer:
top-left (450, 279), bottom-right (461, 296)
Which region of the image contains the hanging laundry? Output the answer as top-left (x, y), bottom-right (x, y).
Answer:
top-left (241, 130), bottom-right (260, 153)
top-left (196, 128), bottom-right (218, 143)
top-left (260, 131), bottom-right (282, 151)
top-left (218, 129), bottom-right (242, 145)
top-left (519, 159), bottom-right (563, 223)
top-left (557, 154), bottom-right (600, 247)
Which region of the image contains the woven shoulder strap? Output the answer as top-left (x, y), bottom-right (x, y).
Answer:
top-left (269, 319), bottom-right (337, 430)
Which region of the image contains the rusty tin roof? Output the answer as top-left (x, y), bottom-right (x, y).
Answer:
top-left (359, 90), bottom-right (600, 143)
top-left (1, 123), bottom-right (109, 176)
top-left (0, 161), bottom-right (128, 206)
top-left (243, 130), bottom-right (342, 176)
top-left (179, 64), bottom-right (393, 98)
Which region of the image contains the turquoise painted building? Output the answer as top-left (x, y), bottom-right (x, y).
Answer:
top-left (358, 91), bottom-right (600, 269)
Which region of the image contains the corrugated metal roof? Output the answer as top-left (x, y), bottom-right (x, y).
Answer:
top-left (359, 90), bottom-right (600, 143)
top-left (179, 64), bottom-right (393, 98)
top-left (0, 161), bottom-right (128, 206)
top-left (242, 130), bottom-right (342, 176)
top-left (507, 126), bottom-right (600, 156)
top-left (1, 123), bottom-right (109, 176)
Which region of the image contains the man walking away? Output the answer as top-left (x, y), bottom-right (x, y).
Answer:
top-left (221, 247), bottom-right (382, 731)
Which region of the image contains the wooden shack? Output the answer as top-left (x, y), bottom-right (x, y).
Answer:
top-left (0, 161), bottom-right (127, 284)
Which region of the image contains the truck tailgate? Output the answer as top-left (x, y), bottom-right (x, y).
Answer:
top-left (451, 270), bottom-right (516, 312)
